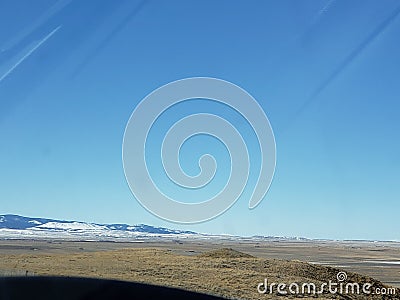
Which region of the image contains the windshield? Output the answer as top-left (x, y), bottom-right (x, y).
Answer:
top-left (0, 1), bottom-right (399, 299)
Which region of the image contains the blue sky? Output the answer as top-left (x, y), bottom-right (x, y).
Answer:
top-left (0, 0), bottom-right (399, 240)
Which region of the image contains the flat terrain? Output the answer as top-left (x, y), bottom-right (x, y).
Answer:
top-left (0, 239), bottom-right (399, 299)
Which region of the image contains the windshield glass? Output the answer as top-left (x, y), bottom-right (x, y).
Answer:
top-left (0, 1), bottom-right (399, 299)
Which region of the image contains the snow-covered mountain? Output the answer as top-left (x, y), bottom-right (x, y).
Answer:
top-left (0, 214), bottom-right (199, 241)
top-left (0, 214), bottom-right (316, 243)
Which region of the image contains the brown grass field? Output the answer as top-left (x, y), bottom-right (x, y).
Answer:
top-left (0, 239), bottom-right (399, 299)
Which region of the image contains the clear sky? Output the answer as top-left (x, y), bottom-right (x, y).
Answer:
top-left (0, 0), bottom-right (399, 241)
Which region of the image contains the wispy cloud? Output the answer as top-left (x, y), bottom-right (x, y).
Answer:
top-left (0, 26), bottom-right (61, 83)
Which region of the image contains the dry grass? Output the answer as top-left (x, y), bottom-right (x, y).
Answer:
top-left (199, 248), bottom-right (255, 259)
top-left (0, 247), bottom-right (398, 299)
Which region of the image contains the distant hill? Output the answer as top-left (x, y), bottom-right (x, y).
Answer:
top-left (0, 214), bottom-right (313, 242)
top-left (0, 214), bottom-right (197, 241)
